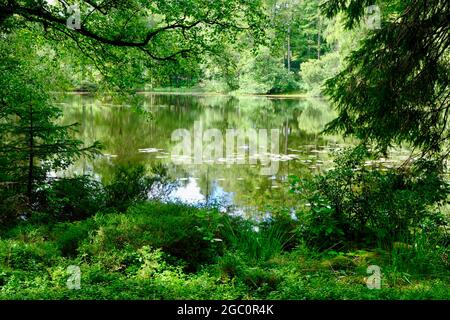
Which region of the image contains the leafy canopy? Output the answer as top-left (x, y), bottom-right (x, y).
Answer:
top-left (322, 0), bottom-right (449, 159)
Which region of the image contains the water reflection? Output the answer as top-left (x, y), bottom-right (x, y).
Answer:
top-left (60, 94), bottom-right (351, 215)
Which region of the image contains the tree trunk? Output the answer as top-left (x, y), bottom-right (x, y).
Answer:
top-left (27, 104), bottom-right (34, 207)
top-left (287, 25), bottom-right (291, 72)
top-left (317, 15), bottom-right (321, 60)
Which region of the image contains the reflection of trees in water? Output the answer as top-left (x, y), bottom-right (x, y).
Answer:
top-left (60, 94), bottom-right (351, 214)
top-left (297, 98), bottom-right (337, 134)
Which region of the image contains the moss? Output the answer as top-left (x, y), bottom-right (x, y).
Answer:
top-left (320, 256), bottom-right (357, 270)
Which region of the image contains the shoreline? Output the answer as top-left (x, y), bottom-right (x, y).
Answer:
top-left (57, 90), bottom-right (324, 100)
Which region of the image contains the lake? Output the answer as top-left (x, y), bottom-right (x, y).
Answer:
top-left (58, 93), bottom-right (354, 217)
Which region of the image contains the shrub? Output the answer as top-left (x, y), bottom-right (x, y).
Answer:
top-left (37, 176), bottom-right (106, 222)
top-left (222, 216), bottom-right (295, 262)
top-left (0, 188), bottom-right (27, 227)
top-left (104, 164), bottom-right (150, 212)
top-left (290, 146), bottom-right (449, 249)
top-left (51, 219), bottom-right (97, 256)
top-left (387, 232), bottom-right (449, 280)
top-left (79, 203), bottom-right (226, 271)
top-left (269, 69), bottom-right (300, 94)
top-left (0, 240), bottom-right (59, 270)
top-left (104, 163), bottom-right (174, 212)
top-left (236, 48), bottom-right (300, 94)
top-left (216, 252), bottom-right (246, 280)
top-left (299, 52), bottom-right (340, 96)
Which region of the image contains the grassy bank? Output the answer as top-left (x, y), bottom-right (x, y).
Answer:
top-left (144, 87), bottom-right (309, 98)
top-left (1, 202), bottom-right (448, 300)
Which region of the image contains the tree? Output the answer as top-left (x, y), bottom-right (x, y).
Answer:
top-left (298, 14), bottom-right (365, 97)
top-left (270, 0), bottom-right (332, 71)
top-left (0, 30), bottom-right (100, 213)
top-left (322, 0), bottom-right (450, 160)
top-left (300, 50), bottom-right (340, 96)
top-left (0, 0), bottom-right (267, 91)
top-left (0, 0), bottom-right (268, 221)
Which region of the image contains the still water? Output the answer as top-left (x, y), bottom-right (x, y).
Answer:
top-left (59, 93), bottom-right (350, 216)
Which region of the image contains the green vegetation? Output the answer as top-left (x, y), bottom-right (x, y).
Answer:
top-left (290, 146), bottom-right (449, 249)
top-left (0, 0), bottom-right (449, 300)
top-left (0, 150), bottom-right (448, 299)
top-left (0, 200), bottom-right (448, 300)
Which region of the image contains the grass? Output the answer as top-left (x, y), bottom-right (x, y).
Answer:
top-left (0, 202), bottom-right (448, 300)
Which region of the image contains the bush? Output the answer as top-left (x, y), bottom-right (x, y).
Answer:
top-left (0, 188), bottom-right (27, 227)
top-left (269, 69), bottom-right (300, 94)
top-left (0, 240), bottom-right (59, 270)
top-left (104, 163), bottom-right (174, 212)
top-left (79, 202), bottom-right (226, 271)
top-left (51, 219), bottom-right (97, 256)
top-left (387, 233), bottom-right (449, 280)
top-left (222, 216), bottom-right (296, 262)
top-left (299, 52), bottom-right (340, 96)
top-left (37, 176), bottom-right (106, 222)
top-left (290, 146), bottom-right (449, 249)
top-left (236, 48), bottom-right (300, 94)
top-left (27, 163), bottom-right (174, 224)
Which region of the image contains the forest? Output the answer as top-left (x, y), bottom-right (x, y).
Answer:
top-left (0, 0), bottom-right (449, 300)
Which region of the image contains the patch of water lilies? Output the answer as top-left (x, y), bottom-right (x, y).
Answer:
top-left (138, 148), bottom-right (163, 153)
